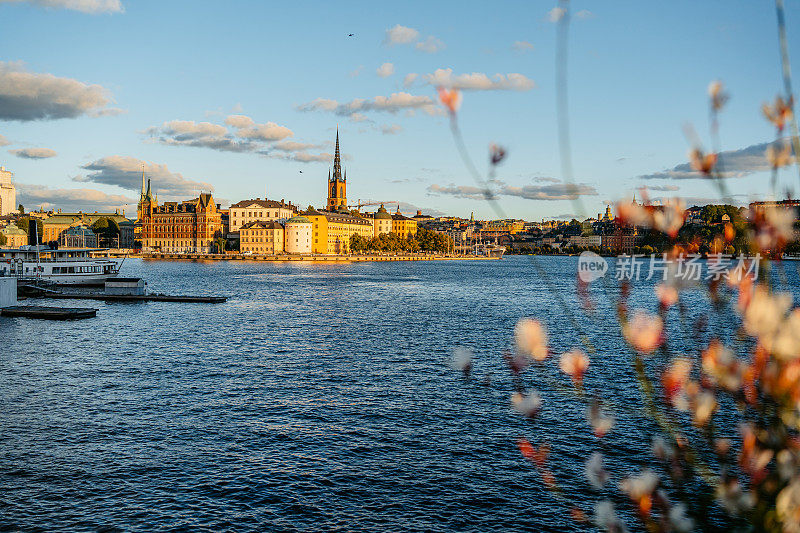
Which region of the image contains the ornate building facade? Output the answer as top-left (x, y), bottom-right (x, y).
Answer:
top-left (137, 177), bottom-right (222, 253)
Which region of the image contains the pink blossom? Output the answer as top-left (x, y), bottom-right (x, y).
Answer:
top-left (437, 86), bottom-right (462, 114)
top-left (623, 310), bottom-right (664, 354)
top-left (514, 318), bottom-right (549, 361)
top-left (559, 349), bottom-right (590, 385)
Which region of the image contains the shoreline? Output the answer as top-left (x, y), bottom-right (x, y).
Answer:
top-left (128, 252), bottom-right (500, 262)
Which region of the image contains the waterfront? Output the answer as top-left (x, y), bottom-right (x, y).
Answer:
top-left (3, 256), bottom-right (800, 531)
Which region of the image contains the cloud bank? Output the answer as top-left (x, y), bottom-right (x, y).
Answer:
top-left (10, 147), bottom-right (57, 159)
top-left (145, 114), bottom-right (327, 163)
top-left (76, 156), bottom-right (214, 197)
top-left (17, 183), bottom-right (135, 212)
top-left (428, 178), bottom-right (598, 201)
top-left (297, 92), bottom-right (441, 117)
top-left (638, 140), bottom-right (793, 180)
top-left (0, 0), bottom-right (123, 13)
top-left (424, 68), bottom-right (535, 91)
top-left (0, 61), bottom-right (118, 121)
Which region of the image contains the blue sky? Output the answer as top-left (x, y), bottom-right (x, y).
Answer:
top-left (0, 0), bottom-right (798, 220)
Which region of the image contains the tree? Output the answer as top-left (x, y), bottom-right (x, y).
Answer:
top-left (18, 204), bottom-right (24, 215)
top-left (214, 236), bottom-right (226, 253)
top-left (91, 217), bottom-right (121, 247)
top-left (17, 216), bottom-right (43, 244)
top-left (0, 233), bottom-right (6, 246)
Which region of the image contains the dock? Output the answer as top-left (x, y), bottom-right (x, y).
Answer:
top-left (1, 305), bottom-right (97, 320)
top-left (38, 293), bottom-right (227, 303)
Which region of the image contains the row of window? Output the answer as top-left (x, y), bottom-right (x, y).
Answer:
top-left (52, 266), bottom-right (102, 274)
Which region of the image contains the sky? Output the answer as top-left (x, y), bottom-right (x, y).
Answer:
top-left (0, 0), bottom-right (798, 221)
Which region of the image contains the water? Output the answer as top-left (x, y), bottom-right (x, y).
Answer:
top-left (2, 256), bottom-right (799, 531)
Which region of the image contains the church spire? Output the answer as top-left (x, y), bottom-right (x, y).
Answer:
top-left (332, 127), bottom-right (342, 181)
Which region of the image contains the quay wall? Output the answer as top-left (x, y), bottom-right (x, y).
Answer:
top-left (132, 253), bottom-right (498, 263)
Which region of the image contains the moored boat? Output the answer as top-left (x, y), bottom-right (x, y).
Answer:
top-left (0, 246), bottom-right (122, 285)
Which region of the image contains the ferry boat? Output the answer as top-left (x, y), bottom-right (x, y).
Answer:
top-left (473, 242), bottom-right (506, 258)
top-left (0, 246), bottom-right (122, 285)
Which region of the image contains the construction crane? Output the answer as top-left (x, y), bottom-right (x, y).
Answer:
top-left (347, 199), bottom-right (400, 211)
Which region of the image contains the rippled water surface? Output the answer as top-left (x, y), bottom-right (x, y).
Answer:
top-left (3, 256), bottom-right (800, 531)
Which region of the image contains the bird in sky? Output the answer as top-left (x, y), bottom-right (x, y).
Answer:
top-left (348, 33), bottom-right (354, 37)
top-left (299, 170), bottom-right (303, 173)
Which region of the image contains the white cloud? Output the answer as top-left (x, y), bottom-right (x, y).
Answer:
top-left (403, 73), bottom-right (418, 88)
top-left (0, 61), bottom-right (116, 121)
top-left (512, 40), bottom-right (534, 52)
top-left (224, 114), bottom-right (253, 128)
top-left (415, 36), bottom-right (445, 53)
top-left (381, 124), bottom-right (402, 135)
top-left (575, 9), bottom-right (594, 19)
top-left (376, 62), bottom-right (395, 78)
top-left (424, 68), bottom-right (535, 91)
top-left (10, 147), bottom-right (57, 159)
top-left (145, 115), bottom-right (293, 152)
top-left (548, 7), bottom-right (566, 22)
top-left (77, 155), bottom-right (214, 197)
top-left (0, 0), bottom-right (123, 13)
top-left (297, 92), bottom-right (440, 116)
top-left (349, 65), bottom-right (363, 78)
top-left (17, 183), bottom-right (135, 212)
top-left (384, 24), bottom-right (419, 45)
top-left (0, 134), bottom-right (10, 146)
top-left (230, 120), bottom-right (293, 142)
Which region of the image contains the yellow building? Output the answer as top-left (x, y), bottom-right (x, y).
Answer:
top-left (483, 219), bottom-right (525, 234)
top-left (240, 220), bottom-right (284, 254)
top-left (229, 198), bottom-right (296, 234)
top-left (391, 207), bottom-right (418, 237)
top-left (371, 204), bottom-right (393, 236)
top-left (306, 210), bottom-right (373, 254)
top-left (42, 210), bottom-right (129, 244)
top-left (1, 223), bottom-right (27, 247)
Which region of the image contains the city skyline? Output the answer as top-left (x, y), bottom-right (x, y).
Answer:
top-left (0, 0), bottom-right (798, 220)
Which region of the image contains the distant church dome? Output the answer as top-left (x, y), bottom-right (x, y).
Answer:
top-left (374, 204), bottom-right (392, 220)
top-left (286, 215), bottom-right (311, 225)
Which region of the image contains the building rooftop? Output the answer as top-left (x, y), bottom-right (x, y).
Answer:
top-left (240, 220), bottom-right (283, 230)
top-left (230, 198), bottom-right (296, 210)
top-left (286, 215), bottom-right (312, 224)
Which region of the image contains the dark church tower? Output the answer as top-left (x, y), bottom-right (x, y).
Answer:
top-left (326, 128), bottom-right (347, 211)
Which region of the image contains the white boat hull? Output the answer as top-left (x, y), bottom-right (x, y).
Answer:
top-left (1, 247), bottom-right (123, 286)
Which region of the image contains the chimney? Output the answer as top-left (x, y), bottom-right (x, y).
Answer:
top-left (417, 210), bottom-right (421, 216)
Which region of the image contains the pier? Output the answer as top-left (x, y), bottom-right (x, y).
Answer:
top-left (36, 293), bottom-right (227, 303)
top-left (1, 305), bottom-right (97, 320)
